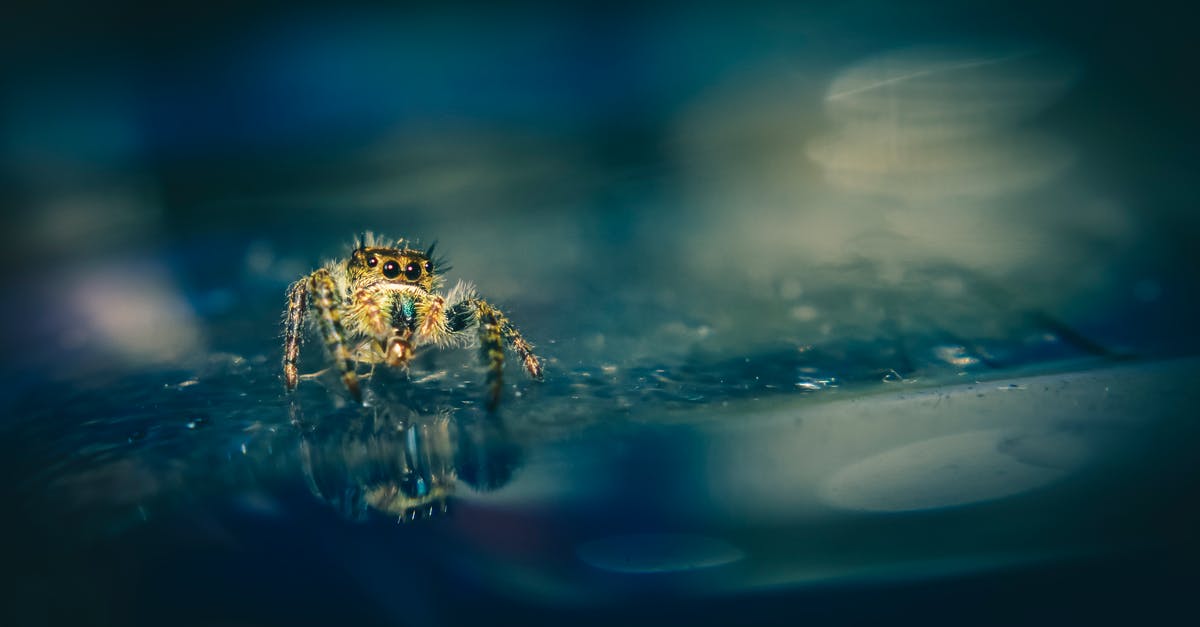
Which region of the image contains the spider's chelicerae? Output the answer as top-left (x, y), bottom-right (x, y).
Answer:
top-left (283, 233), bottom-right (543, 408)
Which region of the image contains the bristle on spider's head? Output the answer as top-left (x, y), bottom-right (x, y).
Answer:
top-left (352, 232), bottom-right (418, 252)
top-left (425, 240), bottom-right (452, 274)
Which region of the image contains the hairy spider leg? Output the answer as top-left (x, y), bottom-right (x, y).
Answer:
top-left (282, 278), bottom-right (308, 391)
top-left (475, 302), bottom-right (506, 410)
top-left (310, 269), bottom-right (362, 402)
top-left (448, 298), bottom-right (543, 410)
top-left (496, 311), bottom-right (543, 381)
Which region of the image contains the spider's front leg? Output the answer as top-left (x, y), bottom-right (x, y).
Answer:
top-left (454, 298), bottom-right (543, 410)
top-left (310, 269), bottom-right (362, 402)
top-left (282, 278), bottom-right (308, 392)
top-left (489, 302), bottom-right (543, 381)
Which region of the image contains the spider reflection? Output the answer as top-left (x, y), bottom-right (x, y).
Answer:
top-left (296, 402), bottom-right (520, 522)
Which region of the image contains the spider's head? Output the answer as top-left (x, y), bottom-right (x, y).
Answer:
top-left (349, 246), bottom-right (437, 293)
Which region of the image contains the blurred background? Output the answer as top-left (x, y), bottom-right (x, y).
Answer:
top-left (2, 1), bottom-right (1198, 625)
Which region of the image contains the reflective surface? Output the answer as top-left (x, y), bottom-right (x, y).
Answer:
top-left (3, 2), bottom-right (1199, 626)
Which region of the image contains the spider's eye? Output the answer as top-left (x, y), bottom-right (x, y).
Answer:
top-left (382, 260), bottom-right (400, 278)
top-left (404, 262), bottom-right (423, 280)
top-left (366, 256), bottom-right (379, 268)
top-left (424, 261), bottom-right (433, 273)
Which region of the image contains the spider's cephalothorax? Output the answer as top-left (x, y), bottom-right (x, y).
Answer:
top-left (282, 233), bottom-right (543, 409)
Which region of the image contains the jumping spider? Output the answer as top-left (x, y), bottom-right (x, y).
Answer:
top-left (283, 233), bottom-right (543, 409)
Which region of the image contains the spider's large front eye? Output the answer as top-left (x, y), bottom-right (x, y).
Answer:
top-left (404, 262), bottom-right (423, 281)
top-left (382, 260), bottom-right (401, 278)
